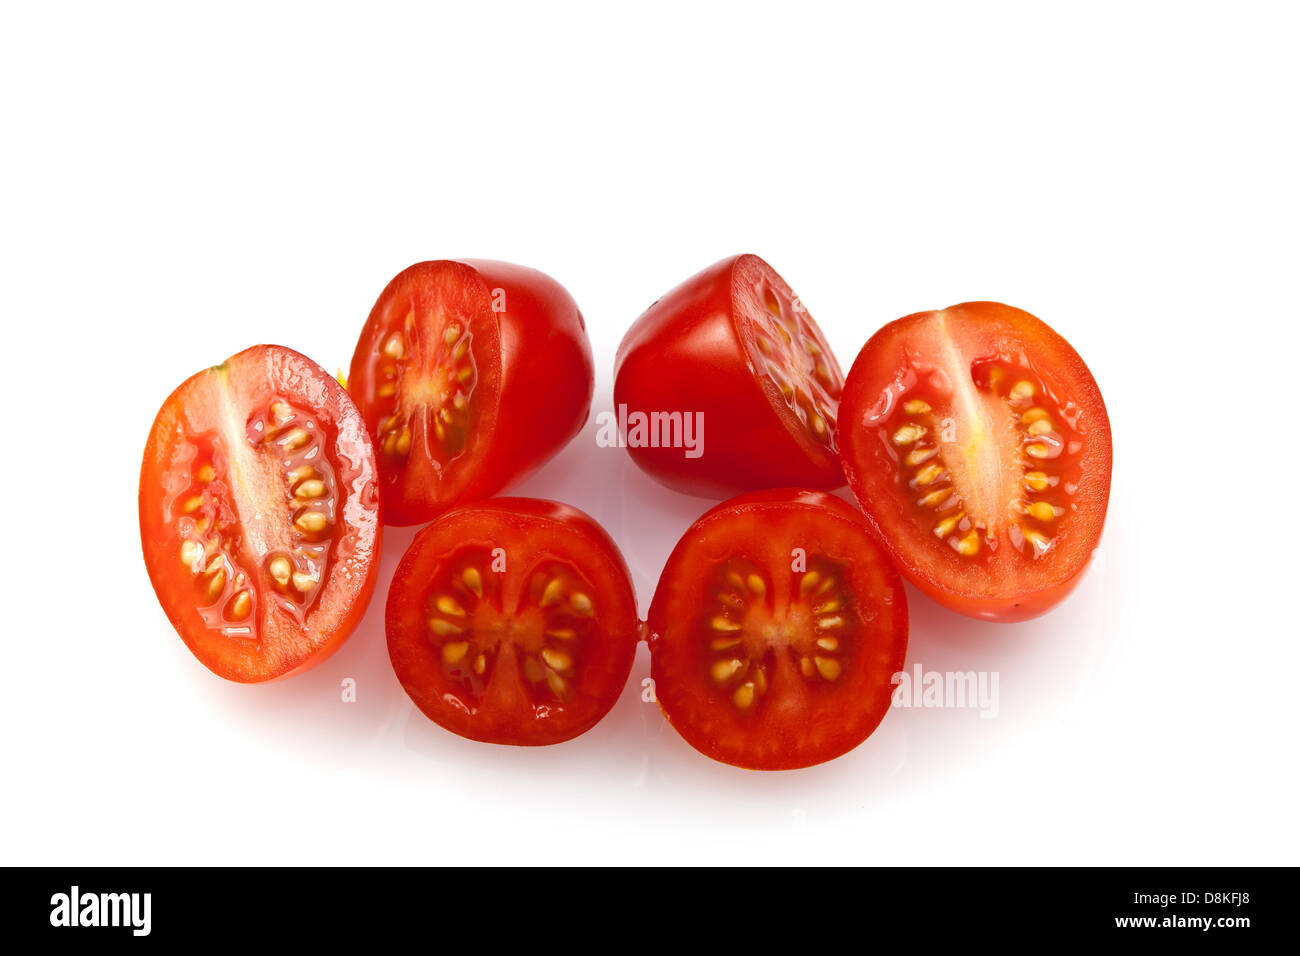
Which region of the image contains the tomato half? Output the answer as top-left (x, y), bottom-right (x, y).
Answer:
top-left (386, 498), bottom-right (639, 746)
top-left (614, 254), bottom-right (845, 497)
top-left (647, 489), bottom-right (908, 770)
top-left (348, 259), bottom-right (594, 526)
top-left (140, 345), bottom-right (382, 682)
top-left (838, 302), bottom-right (1112, 622)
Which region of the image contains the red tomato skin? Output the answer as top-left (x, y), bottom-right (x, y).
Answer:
top-left (614, 254), bottom-right (844, 498)
top-left (350, 259), bottom-right (594, 526)
top-left (458, 260), bottom-right (594, 500)
top-left (139, 345), bottom-right (383, 683)
top-left (647, 488), bottom-right (909, 770)
top-left (838, 302), bottom-right (1112, 622)
top-left (386, 498), bottom-right (639, 746)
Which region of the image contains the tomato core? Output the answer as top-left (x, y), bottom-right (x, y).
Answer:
top-left (421, 547), bottom-right (601, 707)
top-left (696, 555), bottom-right (858, 712)
top-left (865, 346), bottom-right (1086, 563)
top-left (353, 265), bottom-right (493, 473)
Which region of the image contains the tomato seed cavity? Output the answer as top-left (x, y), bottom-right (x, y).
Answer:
top-left (704, 558), bottom-right (852, 713)
top-left (375, 309), bottom-right (478, 465)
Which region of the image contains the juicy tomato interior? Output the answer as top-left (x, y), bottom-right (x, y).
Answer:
top-left (731, 255), bottom-right (844, 460)
top-left (139, 344), bottom-right (382, 682)
top-left (349, 260), bottom-right (503, 525)
top-left (838, 302), bottom-right (1112, 621)
top-left (648, 490), bottom-right (908, 770)
top-left (386, 499), bottom-right (639, 746)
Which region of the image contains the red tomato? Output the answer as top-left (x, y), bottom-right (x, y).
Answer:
top-left (140, 345), bottom-right (382, 682)
top-left (614, 254), bottom-right (845, 497)
top-left (386, 498), bottom-right (639, 746)
top-left (648, 489), bottom-right (908, 770)
top-left (349, 260), bottom-right (594, 526)
top-left (838, 302), bottom-right (1112, 622)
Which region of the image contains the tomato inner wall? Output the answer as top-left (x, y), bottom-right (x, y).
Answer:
top-left (732, 257), bottom-right (842, 451)
top-left (419, 546), bottom-right (601, 713)
top-left (695, 554), bottom-right (862, 717)
top-left (861, 342), bottom-right (1086, 565)
top-left (169, 390), bottom-right (346, 643)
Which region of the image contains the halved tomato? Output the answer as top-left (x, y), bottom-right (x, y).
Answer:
top-left (647, 489), bottom-right (908, 770)
top-left (140, 344), bottom-right (382, 682)
top-left (349, 259), bottom-right (594, 526)
top-left (614, 254), bottom-right (844, 497)
top-left (838, 302), bottom-right (1112, 621)
top-left (386, 498), bottom-right (639, 746)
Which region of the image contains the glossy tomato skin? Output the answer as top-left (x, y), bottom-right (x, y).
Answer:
top-left (614, 254), bottom-right (844, 498)
top-left (350, 260), bottom-right (594, 526)
top-left (838, 302), bottom-right (1112, 622)
top-left (648, 489), bottom-right (908, 770)
top-left (140, 345), bottom-right (382, 682)
top-left (387, 498), bottom-right (639, 746)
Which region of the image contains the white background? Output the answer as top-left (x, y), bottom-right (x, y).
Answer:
top-left (2, 1), bottom-right (1296, 866)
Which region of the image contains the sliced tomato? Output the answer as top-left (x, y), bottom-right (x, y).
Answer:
top-left (614, 254), bottom-right (844, 497)
top-left (140, 345), bottom-right (382, 682)
top-left (647, 489), bottom-right (908, 770)
top-left (386, 498), bottom-right (639, 746)
top-left (349, 259), bottom-right (594, 526)
top-left (838, 302), bottom-right (1112, 621)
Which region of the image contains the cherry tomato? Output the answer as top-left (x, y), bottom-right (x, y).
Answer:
top-left (614, 254), bottom-right (844, 497)
top-left (140, 344), bottom-right (382, 682)
top-left (349, 260), bottom-right (594, 526)
top-left (648, 489), bottom-right (908, 770)
top-left (838, 302), bottom-right (1112, 621)
top-left (386, 498), bottom-right (639, 746)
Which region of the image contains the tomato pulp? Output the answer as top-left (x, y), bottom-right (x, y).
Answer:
top-left (386, 498), bottom-right (639, 746)
top-left (838, 302), bottom-right (1112, 621)
top-left (349, 259), bottom-right (594, 526)
top-left (140, 344), bottom-right (382, 682)
top-left (614, 254), bottom-right (845, 497)
top-left (648, 489), bottom-right (908, 770)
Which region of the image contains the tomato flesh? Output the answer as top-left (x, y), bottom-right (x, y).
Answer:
top-left (350, 260), bottom-right (593, 526)
top-left (386, 498), bottom-right (639, 746)
top-left (140, 345), bottom-right (382, 682)
top-left (614, 254), bottom-right (845, 497)
top-left (838, 302), bottom-right (1112, 621)
top-left (648, 489), bottom-right (908, 770)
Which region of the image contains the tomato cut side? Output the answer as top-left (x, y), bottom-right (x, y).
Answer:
top-left (614, 254), bottom-right (845, 497)
top-left (349, 259), bottom-right (594, 526)
top-left (648, 489), bottom-right (908, 770)
top-left (838, 302), bottom-right (1112, 621)
top-left (386, 498), bottom-right (639, 746)
top-left (139, 344), bottom-right (382, 682)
